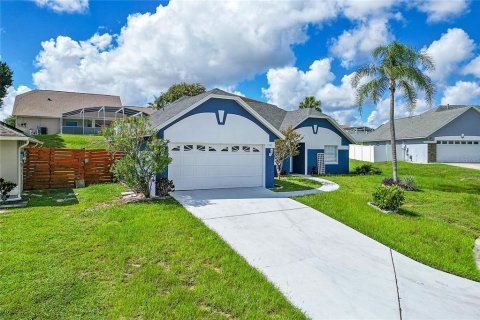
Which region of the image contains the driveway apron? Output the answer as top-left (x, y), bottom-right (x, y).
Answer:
top-left (171, 187), bottom-right (480, 320)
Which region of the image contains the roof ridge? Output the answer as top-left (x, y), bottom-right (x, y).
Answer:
top-left (18, 89), bottom-right (121, 98)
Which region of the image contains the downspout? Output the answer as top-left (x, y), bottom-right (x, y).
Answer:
top-left (15, 139), bottom-right (30, 201)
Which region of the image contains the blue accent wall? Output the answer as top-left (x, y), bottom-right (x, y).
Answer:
top-left (306, 149), bottom-right (349, 174)
top-left (307, 149), bottom-right (323, 174)
top-left (292, 143), bottom-right (305, 174)
top-left (283, 157), bottom-right (291, 174)
top-left (265, 148), bottom-right (275, 188)
top-left (326, 150), bottom-right (349, 174)
top-left (295, 118), bottom-right (351, 146)
top-left (157, 98), bottom-right (279, 142)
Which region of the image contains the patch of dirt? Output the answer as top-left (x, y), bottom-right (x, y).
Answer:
top-left (198, 302), bottom-right (234, 319)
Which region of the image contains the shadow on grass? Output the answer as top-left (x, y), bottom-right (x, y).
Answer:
top-left (33, 134), bottom-right (66, 148)
top-left (23, 188), bottom-right (79, 207)
top-left (397, 208), bottom-right (420, 217)
top-left (434, 184), bottom-right (480, 195)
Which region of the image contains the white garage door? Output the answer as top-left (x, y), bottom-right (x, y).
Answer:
top-left (437, 141), bottom-right (480, 163)
top-left (168, 143), bottom-right (264, 190)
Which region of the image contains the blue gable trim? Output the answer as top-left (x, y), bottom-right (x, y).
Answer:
top-left (156, 98), bottom-right (278, 142)
top-left (295, 118), bottom-right (351, 146)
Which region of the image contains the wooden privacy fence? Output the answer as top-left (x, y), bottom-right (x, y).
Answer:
top-left (23, 147), bottom-right (123, 190)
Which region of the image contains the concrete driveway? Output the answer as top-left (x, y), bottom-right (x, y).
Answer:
top-left (172, 187), bottom-right (480, 320)
top-left (443, 163), bottom-right (480, 170)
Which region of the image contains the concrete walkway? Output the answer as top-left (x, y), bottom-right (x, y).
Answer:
top-left (443, 163), bottom-right (480, 170)
top-left (172, 187), bottom-right (480, 320)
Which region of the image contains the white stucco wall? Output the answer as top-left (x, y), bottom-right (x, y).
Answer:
top-left (350, 143), bottom-right (428, 163)
top-left (0, 140), bottom-right (20, 197)
top-left (295, 126), bottom-right (343, 149)
top-left (164, 112), bottom-right (270, 144)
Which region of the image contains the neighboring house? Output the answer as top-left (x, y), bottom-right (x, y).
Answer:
top-left (149, 89), bottom-right (354, 191)
top-left (12, 90), bottom-right (153, 135)
top-left (342, 126), bottom-right (374, 143)
top-left (357, 105), bottom-right (480, 163)
top-left (0, 121), bottom-right (40, 200)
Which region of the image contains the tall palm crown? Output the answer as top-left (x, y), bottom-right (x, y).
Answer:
top-left (299, 96), bottom-right (322, 112)
top-left (351, 41), bottom-right (435, 181)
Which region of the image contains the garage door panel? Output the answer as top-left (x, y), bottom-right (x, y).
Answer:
top-left (437, 142), bottom-right (480, 163)
top-left (169, 143), bottom-right (264, 190)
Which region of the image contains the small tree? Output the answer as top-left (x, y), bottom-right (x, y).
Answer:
top-left (299, 96), bottom-right (322, 112)
top-left (274, 127), bottom-right (302, 179)
top-left (102, 117), bottom-right (171, 198)
top-left (0, 178), bottom-right (17, 203)
top-left (149, 82), bottom-right (206, 110)
top-left (4, 115), bottom-right (15, 127)
top-left (0, 61), bottom-right (13, 108)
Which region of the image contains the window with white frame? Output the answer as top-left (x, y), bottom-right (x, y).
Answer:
top-left (324, 145), bottom-right (338, 163)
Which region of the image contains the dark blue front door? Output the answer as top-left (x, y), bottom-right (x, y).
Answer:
top-left (292, 143), bottom-right (305, 174)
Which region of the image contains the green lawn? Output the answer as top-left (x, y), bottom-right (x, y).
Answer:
top-left (0, 184), bottom-right (305, 319)
top-left (273, 176), bottom-right (322, 192)
top-left (296, 160), bottom-right (480, 281)
top-left (34, 134), bottom-right (107, 149)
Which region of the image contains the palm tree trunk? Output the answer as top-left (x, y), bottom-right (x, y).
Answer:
top-left (389, 79), bottom-right (398, 181)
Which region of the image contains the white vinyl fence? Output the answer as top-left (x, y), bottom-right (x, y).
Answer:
top-left (350, 144), bottom-right (423, 163)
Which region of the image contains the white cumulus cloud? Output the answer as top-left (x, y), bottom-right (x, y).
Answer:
top-left (462, 56), bottom-right (480, 78)
top-left (440, 81), bottom-right (480, 105)
top-left (34, 0), bottom-right (89, 13)
top-left (32, 0), bottom-right (340, 105)
top-left (366, 98), bottom-right (432, 127)
top-left (330, 17), bottom-right (393, 67)
top-left (416, 0), bottom-right (470, 23)
top-left (0, 86), bottom-right (32, 121)
top-left (261, 58), bottom-right (364, 125)
top-left (423, 28), bottom-right (475, 82)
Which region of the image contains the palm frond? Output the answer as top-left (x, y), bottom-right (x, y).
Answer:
top-left (398, 79), bottom-right (417, 113)
top-left (351, 64), bottom-right (379, 88)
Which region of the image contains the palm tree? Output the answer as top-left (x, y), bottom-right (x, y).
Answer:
top-left (299, 96), bottom-right (322, 112)
top-left (351, 41), bottom-right (435, 181)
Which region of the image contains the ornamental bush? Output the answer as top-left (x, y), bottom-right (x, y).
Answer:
top-left (156, 178), bottom-right (175, 197)
top-left (0, 178), bottom-right (17, 203)
top-left (372, 185), bottom-right (405, 212)
top-left (382, 176), bottom-right (417, 191)
top-left (353, 164), bottom-right (382, 175)
top-left (402, 175), bottom-right (418, 191)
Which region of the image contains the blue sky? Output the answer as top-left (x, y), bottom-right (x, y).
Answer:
top-left (1, 0), bottom-right (480, 126)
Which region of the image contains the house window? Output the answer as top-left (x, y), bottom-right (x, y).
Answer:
top-left (474, 141), bottom-right (479, 145)
top-left (65, 120), bottom-right (78, 127)
top-left (221, 146), bottom-right (229, 152)
top-left (197, 145), bottom-right (206, 151)
top-left (324, 145), bottom-right (338, 163)
top-left (171, 145), bottom-right (181, 151)
top-left (252, 147), bottom-right (260, 152)
top-left (184, 145), bottom-right (193, 151)
top-left (232, 146), bottom-right (240, 152)
top-left (242, 146), bottom-right (251, 152)
top-left (208, 146), bottom-right (216, 152)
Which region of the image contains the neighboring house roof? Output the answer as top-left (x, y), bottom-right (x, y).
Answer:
top-left (149, 88), bottom-right (355, 143)
top-left (123, 106), bottom-right (155, 115)
top-left (12, 90), bottom-right (123, 118)
top-left (363, 105), bottom-right (480, 142)
top-left (0, 121), bottom-right (41, 144)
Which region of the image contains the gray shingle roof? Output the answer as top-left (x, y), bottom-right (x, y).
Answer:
top-left (148, 88), bottom-right (354, 142)
top-left (0, 121), bottom-right (28, 138)
top-left (363, 105), bottom-right (479, 142)
top-left (12, 90), bottom-right (122, 118)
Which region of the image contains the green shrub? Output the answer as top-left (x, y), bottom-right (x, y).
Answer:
top-left (156, 178), bottom-right (175, 197)
top-left (353, 164), bottom-right (382, 175)
top-left (0, 178), bottom-right (17, 203)
top-left (402, 175), bottom-right (417, 191)
top-left (372, 185), bottom-right (405, 212)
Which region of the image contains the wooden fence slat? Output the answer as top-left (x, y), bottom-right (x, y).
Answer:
top-left (23, 147), bottom-right (122, 190)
